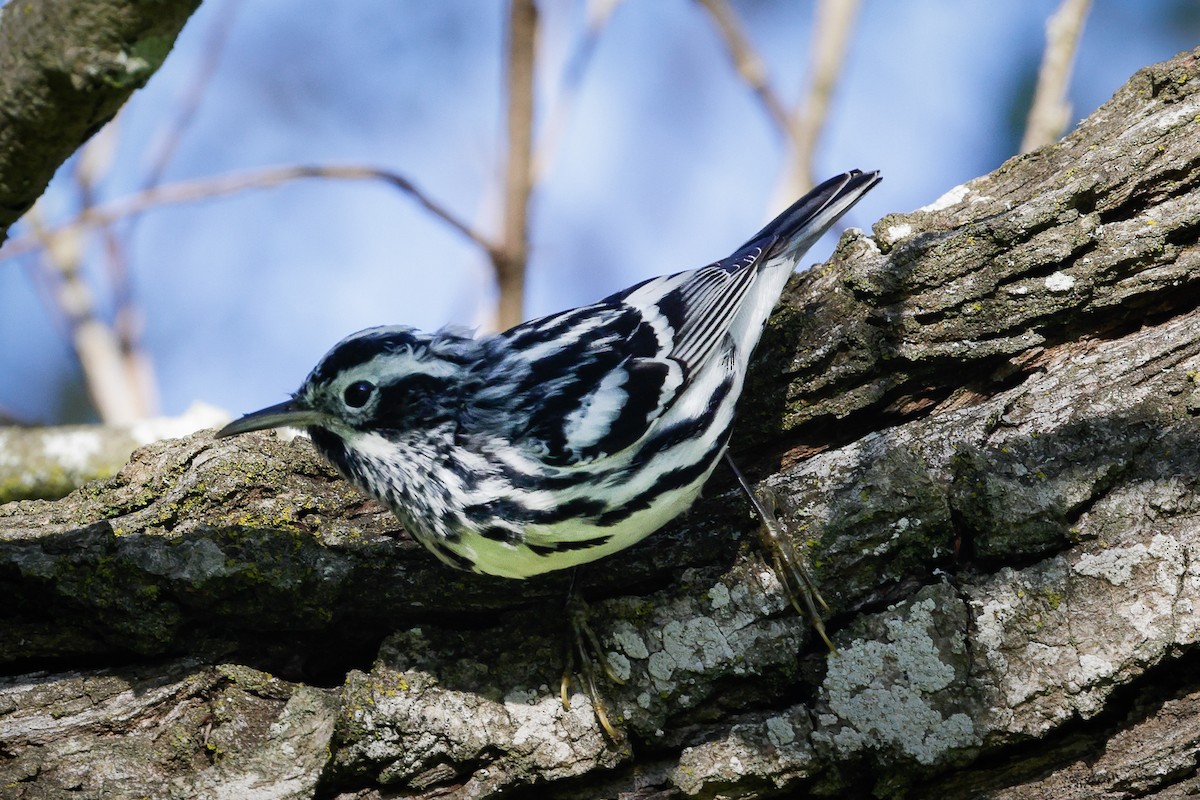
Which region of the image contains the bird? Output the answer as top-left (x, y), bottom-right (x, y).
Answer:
top-left (217, 171), bottom-right (880, 586)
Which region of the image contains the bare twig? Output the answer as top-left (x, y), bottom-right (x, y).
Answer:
top-left (105, 0), bottom-right (242, 419)
top-left (697, 0), bottom-right (862, 210)
top-left (776, 0), bottom-right (862, 201)
top-left (74, 120), bottom-right (159, 420)
top-left (695, 0), bottom-right (791, 133)
top-left (496, 0), bottom-right (538, 330)
top-left (26, 207), bottom-right (143, 424)
top-left (1021, 0), bottom-right (1093, 153)
top-left (140, 0), bottom-right (241, 190)
top-left (531, 0), bottom-right (623, 183)
top-left (0, 165), bottom-right (498, 263)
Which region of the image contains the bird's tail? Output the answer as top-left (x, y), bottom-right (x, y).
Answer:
top-left (727, 170), bottom-right (880, 362)
top-left (750, 169), bottom-right (881, 264)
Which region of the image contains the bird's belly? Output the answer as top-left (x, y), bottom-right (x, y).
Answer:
top-left (438, 467), bottom-right (717, 579)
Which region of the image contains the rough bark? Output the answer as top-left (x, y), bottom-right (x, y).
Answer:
top-left (2, 47), bottom-right (1200, 800)
top-left (0, 0), bottom-right (202, 241)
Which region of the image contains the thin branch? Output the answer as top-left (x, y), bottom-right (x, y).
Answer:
top-left (106, 0), bottom-right (242, 419)
top-left (530, 0), bottom-right (623, 184)
top-left (0, 165), bottom-right (498, 263)
top-left (778, 0), bottom-right (862, 200)
top-left (495, 0), bottom-right (538, 330)
top-left (697, 0), bottom-right (862, 211)
top-left (74, 121), bottom-right (158, 419)
top-left (1021, 0), bottom-right (1093, 153)
top-left (26, 207), bottom-right (142, 425)
top-left (695, 0), bottom-right (791, 133)
top-left (140, 0), bottom-right (241, 190)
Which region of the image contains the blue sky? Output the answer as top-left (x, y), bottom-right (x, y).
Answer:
top-left (1, 0), bottom-right (1196, 423)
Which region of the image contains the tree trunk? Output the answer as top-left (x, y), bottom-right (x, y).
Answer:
top-left (3, 47), bottom-right (1200, 800)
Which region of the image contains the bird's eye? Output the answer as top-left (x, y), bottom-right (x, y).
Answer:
top-left (342, 380), bottom-right (376, 408)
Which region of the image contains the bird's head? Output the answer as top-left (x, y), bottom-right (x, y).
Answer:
top-left (216, 325), bottom-right (480, 444)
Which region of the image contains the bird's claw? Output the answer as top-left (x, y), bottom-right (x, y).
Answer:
top-left (726, 455), bottom-right (835, 652)
top-left (561, 593), bottom-right (625, 740)
top-left (753, 485), bottom-right (836, 653)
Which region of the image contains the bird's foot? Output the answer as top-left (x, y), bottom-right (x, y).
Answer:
top-left (560, 592), bottom-right (625, 740)
top-left (725, 455), bottom-right (835, 652)
top-left (753, 484), bottom-right (836, 652)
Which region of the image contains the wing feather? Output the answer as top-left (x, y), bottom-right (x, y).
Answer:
top-left (612, 243), bottom-right (764, 373)
top-left (474, 170), bottom-right (882, 468)
top-left (477, 304), bottom-right (684, 466)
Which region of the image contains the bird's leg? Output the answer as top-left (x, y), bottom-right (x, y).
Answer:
top-left (559, 570), bottom-right (625, 740)
top-left (725, 454), bottom-right (835, 652)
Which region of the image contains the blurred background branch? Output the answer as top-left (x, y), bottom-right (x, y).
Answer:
top-left (26, 203), bottom-right (143, 424)
top-left (695, 0), bottom-right (792, 134)
top-left (0, 165), bottom-right (497, 263)
top-left (530, 0), bottom-right (624, 184)
top-left (1021, 0), bottom-right (1093, 153)
top-left (73, 122), bottom-right (161, 423)
top-left (698, 0), bottom-right (863, 211)
top-left (777, 0), bottom-right (863, 203)
top-left (138, 0), bottom-right (243, 192)
top-left (496, 0), bottom-right (539, 330)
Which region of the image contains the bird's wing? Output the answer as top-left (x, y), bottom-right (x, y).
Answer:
top-left (483, 301), bottom-right (687, 466)
top-left (483, 246), bottom-right (771, 466)
top-left (603, 170), bottom-right (882, 383)
top-left (481, 171), bottom-right (882, 467)
top-left (609, 247), bottom-right (763, 375)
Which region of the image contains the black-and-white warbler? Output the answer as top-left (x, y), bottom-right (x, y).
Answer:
top-left (217, 171), bottom-right (879, 583)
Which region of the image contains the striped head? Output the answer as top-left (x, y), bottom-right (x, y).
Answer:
top-left (216, 326), bottom-right (484, 517)
top-left (297, 325), bottom-right (480, 435)
top-left (219, 326), bottom-right (481, 437)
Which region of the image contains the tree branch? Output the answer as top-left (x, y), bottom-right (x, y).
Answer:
top-left (0, 164), bottom-right (499, 263)
top-left (775, 0), bottom-right (862, 201)
top-left (531, 0), bottom-right (623, 183)
top-left (495, 0), bottom-right (538, 330)
top-left (0, 0), bottom-right (202, 243)
top-left (696, 0), bottom-right (863, 207)
top-left (1021, 0), bottom-right (1093, 153)
top-left (695, 0), bottom-right (792, 133)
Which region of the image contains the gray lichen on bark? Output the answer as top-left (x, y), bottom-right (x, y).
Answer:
top-left (2, 47), bottom-right (1200, 800)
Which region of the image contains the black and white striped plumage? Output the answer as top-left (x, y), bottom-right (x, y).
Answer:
top-left (217, 170), bottom-right (880, 578)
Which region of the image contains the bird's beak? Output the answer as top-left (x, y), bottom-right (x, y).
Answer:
top-left (215, 399), bottom-right (327, 438)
